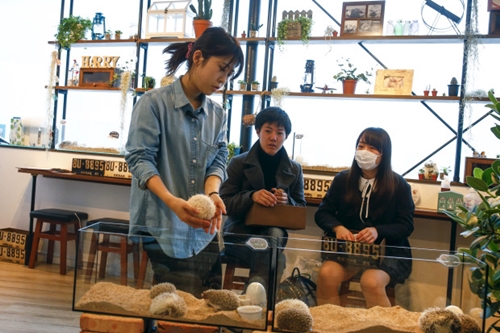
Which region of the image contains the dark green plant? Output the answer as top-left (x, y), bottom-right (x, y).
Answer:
top-left (115, 30), bottom-right (122, 34)
top-left (142, 75), bottom-right (156, 90)
top-left (250, 23), bottom-right (263, 31)
top-left (227, 142), bottom-right (241, 164)
top-left (450, 77), bottom-right (459, 85)
top-left (189, 0), bottom-right (212, 20)
top-left (333, 57), bottom-right (373, 84)
top-left (55, 15), bottom-right (92, 49)
top-left (443, 89), bottom-right (500, 332)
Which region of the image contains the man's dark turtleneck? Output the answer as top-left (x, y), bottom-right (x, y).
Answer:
top-left (257, 143), bottom-right (282, 190)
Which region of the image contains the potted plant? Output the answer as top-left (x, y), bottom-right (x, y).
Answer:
top-left (429, 170), bottom-right (438, 181)
top-left (237, 80), bottom-right (247, 91)
top-left (431, 88), bottom-right (438, 96)
top-left (423, 85), bottom-right (430, 96)
top-left (269, 76), bottom-right (278, 90)
top-left (448, 77), bottom-right (460, 96)
top-left (443, 90), bottom-right (500, 332)
top-left (190, 0), bottom-right (213, 38)
top-left (440, 166), bottom-right (451, 180)
top-left (142, 75), bottom-right (156, 90)
top-left (251, 80), bottom-right (260, 91)
top-left (333, 57), bottom-right (373, 94)
top-left (105, 30), bottom-right (112, 40)
top-left (55, 15), bottom-right (92, 49)
top-left (276, 15), bottom-right (313, 50)
top-left (227, 142), bottom-right (242, 165)
top-left (418, 168), bottom-right (425, 180)
top-left (249, 23), bottom-right (263, 38)
top-left (114, 30), bottom-right (122, 40)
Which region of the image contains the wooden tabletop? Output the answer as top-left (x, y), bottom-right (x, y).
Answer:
top-left (17, 166), bottom-right (449, 219)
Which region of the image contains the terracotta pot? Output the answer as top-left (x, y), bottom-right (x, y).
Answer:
top-left (193, 20), bottom-right (213, 38)
top-left (431, 90), bottom-right (438, 96)
top-left (418, 174), bottom-right (425, 180)
top-left (423, 90), bottom-right (429, 96)
top-left (342, 79), bottom-right (358, 94)
top-left (431, 174), bottom-right (438, 181)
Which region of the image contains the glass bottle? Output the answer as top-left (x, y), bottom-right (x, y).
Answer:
top-left (394, 20), bottom-right (403, 36)
top-left (403, 21), bottom-right (411, 35)
top-left (385, 20), bottom-right (394, 35)
top-left (410, 20), bottom-right (420, 35)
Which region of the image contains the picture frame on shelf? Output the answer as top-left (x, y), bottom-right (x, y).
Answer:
top-left (340, 1), bottom-right (385, 36)
top-left (464, 157), bottom-right (496, 180)
top-left (373, 69), bottom-right (414, 95)
top-left (488, 0), bottom-right (500, 11)
top-left (489, 10), bottom-right (500, 34)
top-left (79, 68), bottom-right (115, 87)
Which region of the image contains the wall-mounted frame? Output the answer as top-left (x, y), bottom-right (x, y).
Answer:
top-left (79, 68), bottom-right (115, 87)
top-left (464, 157), bottom-right (496, 181)
top-left (489, 10), bottom-right (500, 34)
top-left (374, 69), bottom-right (414, 95)
top-left (488, 0), bottom-right (500, 11)
top-left (340, 1), bottom-right (385, 36)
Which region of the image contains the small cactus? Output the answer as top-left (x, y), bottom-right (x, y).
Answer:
top-left (271, 75), bottom-right (278, 82)
top-left (450, 77), bottom-right (458, 85)
top-left (190, 0), bottom-right (212, 20)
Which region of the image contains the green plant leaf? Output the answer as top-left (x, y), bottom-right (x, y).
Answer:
top-left (482, 168), bottom-right (495, 186)
top-left (467, 175), bottom-right (490, 192)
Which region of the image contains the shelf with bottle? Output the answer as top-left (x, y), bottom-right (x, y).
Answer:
top-left (268, 34), bottom-right (500, 45)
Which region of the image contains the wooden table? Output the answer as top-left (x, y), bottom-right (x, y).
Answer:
top-left (17, 167), bottom-right (131, 265)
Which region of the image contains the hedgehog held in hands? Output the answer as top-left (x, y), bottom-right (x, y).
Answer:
top-left (187, 194), bottom-right (216, 220)
top-left (201, 289), bottom-right (240, 311)
top-left (149, 292), bottom-right (187, 318)
top-left (276, 307), bottom-right (313, 332)
top-left (150, 282), bottom-right (177, 299)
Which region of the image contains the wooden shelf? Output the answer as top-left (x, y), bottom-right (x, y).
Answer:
top-left (55, 85), bottom-right (120, 91)
top-left (48, 38), bottom-right (137, 46)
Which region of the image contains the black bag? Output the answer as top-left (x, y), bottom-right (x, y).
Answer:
top-left (276, 267), bottom-right (317, 307)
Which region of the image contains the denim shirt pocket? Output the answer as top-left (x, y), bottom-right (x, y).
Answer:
top-left (200, 139), bottom-right (219, 169)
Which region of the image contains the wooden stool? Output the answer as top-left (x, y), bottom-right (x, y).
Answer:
top-left (137, 249), bottom-right (151, 289)
top-left (85, 218), bottom-right (140, 286)
top-left (339, 272), bottom-right (396, 308)
top-left (220, 249), bottom-right (250, 291)
top-left (28, 208), bottom-right (88, 275)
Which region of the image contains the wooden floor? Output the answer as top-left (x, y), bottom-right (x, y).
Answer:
top-left (0, 261), bottom-right (81, 333)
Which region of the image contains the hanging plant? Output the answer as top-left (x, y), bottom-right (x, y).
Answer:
top-left (276, 16), bottom-right (313, 51)
top-left (55, 15), bottom-right (92, 49)
top-left (46, 51), bottom-right (60, 149)
top-left (271, 87), bottom-right (290, 107)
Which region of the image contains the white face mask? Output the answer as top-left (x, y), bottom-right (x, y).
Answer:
top-left (355, 149), bottom-right (380, 170)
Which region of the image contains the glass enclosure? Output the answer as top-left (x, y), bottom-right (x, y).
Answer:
top-left (272, 237), bottom-right (486, 333)
top-left (73, 223), bottom-right (272, 331)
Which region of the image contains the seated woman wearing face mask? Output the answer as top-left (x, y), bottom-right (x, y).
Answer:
top-left (314, 127), bottom-right (414, 308)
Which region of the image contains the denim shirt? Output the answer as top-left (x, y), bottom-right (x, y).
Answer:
top-left (125, 77), bottom-right (228, 258)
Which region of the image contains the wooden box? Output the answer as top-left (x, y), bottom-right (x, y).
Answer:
top-left (245, 203), bottom-right (306, 230)
top-left (464, 157), bottom-right (496, 180)
top-left (79, 68), bottom-right (114, 87)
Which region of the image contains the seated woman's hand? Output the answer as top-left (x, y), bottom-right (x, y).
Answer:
top-left (356, 227), bottom-right (378, 244)
top-left (333, 225), bottom-right (355, 241)
top-left (252, 189), bottom-right (278, 207)
top-left (272, 188), bottom-right (288, 205)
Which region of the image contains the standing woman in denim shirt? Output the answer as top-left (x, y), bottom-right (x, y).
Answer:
top-left (125, 27), bottom-right (244, 296)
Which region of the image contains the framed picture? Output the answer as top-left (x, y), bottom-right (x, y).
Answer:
top-left (340, 1), bottom-right (385, 36)
top-left (374, 69), bottom-right (414, 95)
top-left (489, 10), bottom-right (500, 34)
top-left (79, 68), bottom-right (114, 87)
top-left (464, 157), bottom-right (496, 180)
top-left (488, 0), bottom-right (500, 11)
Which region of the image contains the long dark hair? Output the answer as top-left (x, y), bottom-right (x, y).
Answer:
top-left (345, 127), bottom-right (395, 215)
top-left (163, 27), bottom-right (244, 79)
